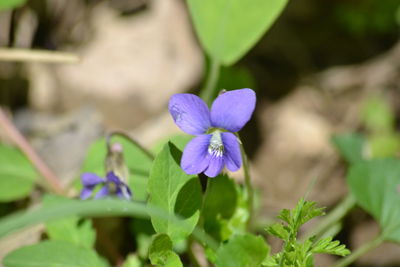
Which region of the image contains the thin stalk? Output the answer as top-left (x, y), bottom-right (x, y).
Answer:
top-left (236, 133), bottom-right (254, 228)
top-left (302, 194), bottom-right (356, 241)
top-left (0, 108), bottom-right (64, 195)
top-left (200, 58), bottom-right (220, 105)
top-left (187, 237), bottom-right (202, 267)
top-left (0, 48), bottom-right (79, 63)
top-left (107, 130), bottom-right (155, 161)
top-left (334, 234), bottom-right (384, 267)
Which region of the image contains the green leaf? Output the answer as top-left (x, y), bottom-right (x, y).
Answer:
top-left (265, 223), bottom-right (289, 240)
top-left (331, 133), bottom-right (366, 164)
top-left (282, 198), bottom-right (324, 232)
top-left (216, 234), bottom-right (269, 267)
top-left (0, 144), bottom-right (38, 202)
top-left (3, 240), bottom-right (108, 267)
top-left (0, 198), bottom-right (218, 251)
top-left (202, 174), bottom-right (238, 241)
top-left (149, 234), bottom-right (182, 267)
top-left (81, 136), bottom-right (153, 201)
top-left (122, 254), bottom-right (142, 267)
top-left (361, 96), bottom-right (395, 134)
top-left (130, 218), bottom-right (155, 258)
top-left (187, 0), bottom-right (288, 66)
top-left (43, 195), bottom-right (96, 248)
top-left (0, 0), bottom-right (26, 10)
top-left (368, 134), bottom-right (400, 158)
top-left (148, 142), bottom-right (202, 243)
top-left (149, 234), bottom-right (172, 263)
top-left (204, 66), bottom-right (257, 100)
top-left (297, 201), bottom-right (325, 227)
top-left (311, 237), bottom-right (350, 256)
top-left (152, 134), bottom-right (193, 155)
top-left (347, 159), bottom-right (400, 242)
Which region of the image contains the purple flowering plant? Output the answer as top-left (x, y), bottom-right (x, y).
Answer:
top-left (0, 2), bottom-right (357, 265)
top-left (80, 171), bottom-right (132, 200)
top-left (169, 88), bottom-right (256, 177)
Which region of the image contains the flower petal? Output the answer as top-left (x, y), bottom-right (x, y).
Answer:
top-left (81, 173), bottom-right (104, 186)
top-left (80, 187), bottom-right (93, 200)
top-left (116, 185), bottom-right (132, 199)
top-left (181, 135), bottom-right (211, 175)
top-left (169, 94), bottom-right (211, 135)
top-left (221, 132), bottom-right (242, 171)
top-left (106, 172), bottom-right (122, 185)
top-left (95, 185), bottom-right (109, 199)
top-left (204, 156), bottom-right (224, 177)
top-left (210, 89), bottom-right (256, 132)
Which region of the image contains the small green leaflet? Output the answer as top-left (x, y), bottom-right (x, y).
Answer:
top-left (148, 234), bottom-right (183, 267)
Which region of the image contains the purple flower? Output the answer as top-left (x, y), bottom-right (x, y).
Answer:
top-left (80, 171), bottom-right (132, 200)
top-left (168, 88), bottom-right (256, 177)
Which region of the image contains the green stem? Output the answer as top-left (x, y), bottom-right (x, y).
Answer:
top-left (107, 130), bottom-right (155, 161)
top-left (236, 134), bottom-right (254, 228)
top-left (334, 234), bottom-right (384, 267)
top-left (200, 58), bottom-right (220, 105)
top-left (302, 194), bottom-right (356, 241)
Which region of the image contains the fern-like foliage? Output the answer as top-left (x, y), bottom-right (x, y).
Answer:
top-left (263, 198), bottom-right (350, 267)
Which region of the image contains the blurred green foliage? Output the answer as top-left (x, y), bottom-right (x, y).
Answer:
top-left (0, 145), bottom-right (38, 202)
top-left (0, 0), bottom-right (26, 11)
top-left (335, 0), bottom-right (400, 36)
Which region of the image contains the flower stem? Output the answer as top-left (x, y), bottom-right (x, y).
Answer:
top-left (107, 130), bottom-right (155, 161)
top-left (200, 57), bottom-right (220, 105)
top-left (0, 108), bottom-right (64, 195)
top-left (334, 234), bottom-right (384, 267)
top-left (236, 134), bottom-right (254, 228)
top-left (302, 194), bottom-right (356, 241)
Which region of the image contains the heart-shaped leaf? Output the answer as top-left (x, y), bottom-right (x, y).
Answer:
top-left (347, 158), bottom-right (400, 242)
top-left (215, 233), bottom-right (269, 267)
top-left (331, 133), bottom-right (366, 164)
top-left (148, 142), bottom-right (202, 243)
top-left (187, 0), bottom-right (288, 66)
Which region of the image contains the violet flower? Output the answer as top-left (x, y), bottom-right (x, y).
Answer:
top-left (169, 88), bottom-right (256, 177)
top-left (80, 171), bottom-right (132, 200)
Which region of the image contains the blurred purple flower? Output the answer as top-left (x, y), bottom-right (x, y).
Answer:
top-left (80, 171), bottom-right (132, 200)
top-left (169, 88), bottom-right (256, 177)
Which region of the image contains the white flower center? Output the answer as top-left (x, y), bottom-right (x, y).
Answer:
top-left (208, 130), bottom-right (224, 157)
